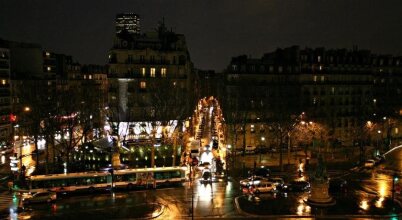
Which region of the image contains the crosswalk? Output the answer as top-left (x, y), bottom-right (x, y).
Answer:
top-left (0, 191), bottom-right (13, 214)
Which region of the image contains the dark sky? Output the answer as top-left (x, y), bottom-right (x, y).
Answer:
top-left (1, 0), bottom-right (402, 71)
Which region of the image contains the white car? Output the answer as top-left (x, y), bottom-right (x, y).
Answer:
top-left (364, 159), bottom-right (375, 168)
top-left (23, 192), bottom-right (57, 204)
top-left (240, 176), bottom-right (268, 187)
top-left (250, 181), bottom-right (276, 194)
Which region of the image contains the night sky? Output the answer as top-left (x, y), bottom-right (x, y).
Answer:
top-left (1, 0), bottom-right (402, 71)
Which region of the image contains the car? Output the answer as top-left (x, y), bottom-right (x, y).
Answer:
top-left (374, 155), bottom-right (385, 164)
top-left (329, 178), bottom-right (348, 193)
top-left (255, 145), bottom-right (269, 154)
top-left (253, 167), bottom-right (271, 178)
top-left (240, 176), bottom-right (269, 187)
top-left (283, 180), bottom-right (310, 192)
top-left (268, 177), bottom-right (285, 189)
top-left (364, 159), bottom-right (375, 168)
top-left (249, 181), bottom-right (276, 194)
top-left (22, 191), bottom-right (57, 204)
top-left (200, 168), bottom-right (213, 182)
top-left (245, 145), bottom-right (256, 153)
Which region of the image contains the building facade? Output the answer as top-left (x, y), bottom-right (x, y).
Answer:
top-left (115, 13), bottom-right (141, 34)
top-left (223, 46), bottom-right (402, 150)
top-left (108, 20), bottom-right (194, 141)
top-left (0, 40), bottom-right (12, 144)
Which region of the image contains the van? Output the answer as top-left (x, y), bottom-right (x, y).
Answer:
top-left (245, 145), bottom-right (256, 153)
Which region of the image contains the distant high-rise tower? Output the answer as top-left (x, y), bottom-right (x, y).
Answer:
top-left (115, 13), bottom-right (140, 34)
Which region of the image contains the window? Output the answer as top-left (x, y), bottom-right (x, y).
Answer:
top-left (318, 56), bottom-right (321, 63)
top-left (128, 55), bottom-right (133, 63)
top-left (321, 76), bottom-right (325, 82)
top-left (140, 55), bottom-right (145, 62)
top-left (161, 68), bottom-right (167, 77)
top-left (140, 81), bottom-right (146, 89)
top-left (278, 66), bottom-right (283, 73)
top-left (47, 66), bottom-right (51, 71)
top-left (150, 56), bottom-right (155, 63)
top-left (313, 75), bottom-right (317, 82)
top-left (232, 65), bottom-right (237, 71)
top-left (89, 75), bottom-right (92, 80)
top-left (141, 68), bottom-right (146, 76)
top-left (1, 79), bottom-right (6, 85)
top-left (150, 68), bottom-right (156, 77)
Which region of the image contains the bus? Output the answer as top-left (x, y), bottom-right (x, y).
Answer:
top-left (27, 171), bottom-right (110, 193)
top-left (113, 167), bottom-right (187, 189)
top-left (23, 167), bottom-right (187, 193)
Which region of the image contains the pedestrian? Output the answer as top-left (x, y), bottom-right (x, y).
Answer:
top-left (7, 180), bottom-right (13, 192)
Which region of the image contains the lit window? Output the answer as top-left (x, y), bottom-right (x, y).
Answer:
top-left (161, 68), bottom-right (167, 77)
top-left (150, 68), bottom-right (156, 77)
top-left (47, 66), bottom-right (51, 71)
top-left (141, 68), bottom-right (146, 76)
top-left (313, 75), bottom-right (317, 82)
top-left (83, 75), bottom-right (86, 79)
top-left (89, 75), bottom-right (92, 79)
top-left (318, 56), bottom-right (321, 62)
top-left (46, 52), bottom-right (50, 57)
top-left (321, 76), bottom-right (325, 82)
top-left (1, 79), bottom-right (6, 85)
top-left (140, 81), bottom-right (146, 89)
top-left (331, 87), bottom-right (335, 94)
top-left (395, 128), bottom-right (399, 134)
top-left (319, 65), bottom-right (323, 71)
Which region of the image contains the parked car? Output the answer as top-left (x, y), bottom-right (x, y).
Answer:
top-left (364, 159), bottom-right (375, 168)
top-left (283, 180), bottom-right (310, 192)
top-left (22, 192), bottom-right (57, 204)
top-left (268, 177), bottom-right (285, 189)
top-left (240, 176), bottom-right (269, 187)
top-left (255, 145), bottom-right (269, 154)
top-left (249, 181), bottom-right (276, 194)
top-left (245, 145), bottom-right (256, 153)
top-left (254, 167), bottom-right (271, 178)
top-left (329, 178), bottom-right (348, 193)
top-left (374, 155), bottom-right (385, 164)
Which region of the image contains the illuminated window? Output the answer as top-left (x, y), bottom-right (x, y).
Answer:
top-left (1, 79), bottom-right (6, 85)
top-left (140, 81), bottom-right (146, 89)
top-left (89, 75), bottom-right (92, 79)
top-left (318, 56), bottom-right (321, 62)
top-left (313, 75), bottom-right (317, 82)
top-left (47, 66), bottom-right (51, 71)
top-left (141, 68), bottom-right (146, 76)
top-left (321, 76), bottom-right (325, 82)
top-left (395, 128), bottom-right (399, 134)
top-left (319, 65), bottom-right (323, 71)
top-left (161, 68), bottom-right (167, 77)
top-left (150, 68), bottom-right (156, 77)
top-left (331, 87), bottom-right (335, 94)
top-left (46, 52), bottom-right (50, 57)
top-left (83, 75), bottom-right (86, 79)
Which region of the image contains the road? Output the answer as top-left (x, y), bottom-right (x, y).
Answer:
top-left (3, 179), bottom-right (239, 220)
